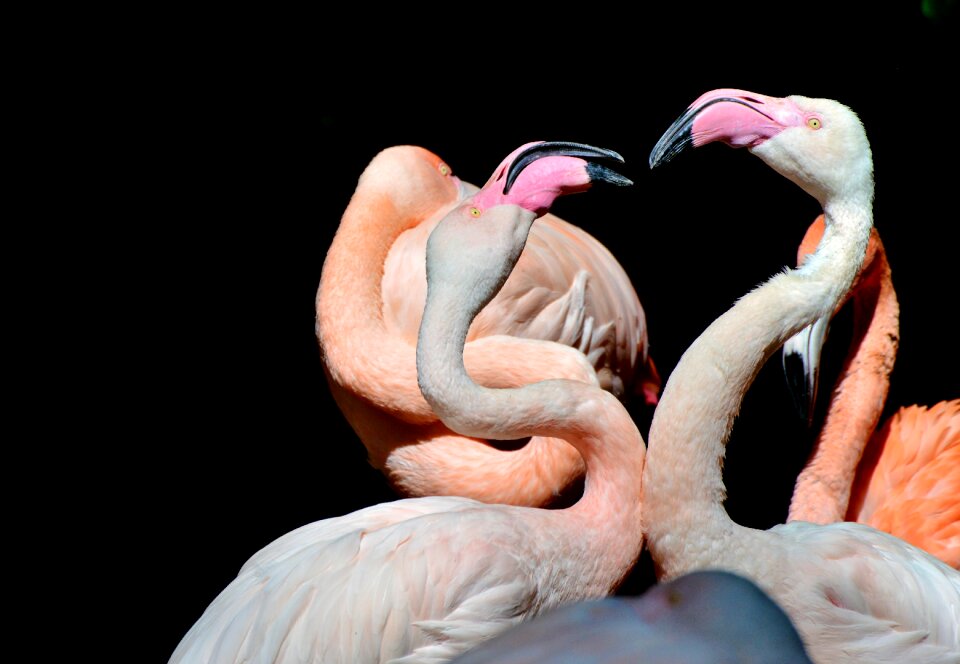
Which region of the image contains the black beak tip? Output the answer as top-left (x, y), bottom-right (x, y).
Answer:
top-left (649, 104), bottom-right (699, 170)
top-left (586, 162), bottom-right (633, 187)
top-left (649, 125), bottom-right (694, 170)
top-left (783, 351), bottom-right (816, 428)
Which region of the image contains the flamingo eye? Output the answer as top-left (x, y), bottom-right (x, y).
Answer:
top-left (438, 163), bottom-right (451, 176)
top-left (807, 117), bottom-right (822, 130)
top-left (470, 207), bottom-right (481, 217)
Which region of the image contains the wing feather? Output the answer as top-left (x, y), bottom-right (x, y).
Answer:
top-left (170, 498), bottom-right (555, 664)
top-left (774, 521), bottom-right (960, 661)
top-left (849, 399), bottom-right (960, 566)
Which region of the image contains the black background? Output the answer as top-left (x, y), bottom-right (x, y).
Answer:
top-left (147, 5), bottom-right (956, 661)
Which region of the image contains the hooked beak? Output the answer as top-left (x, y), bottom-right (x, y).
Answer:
top-left (471, 140), bottom-right (633, 217)
top-left (506, 141), bottom-right (633, 193)
top-left (782, 316), bottom-right (830, 427)
top-left (649, 89), bottom-right (805, 169)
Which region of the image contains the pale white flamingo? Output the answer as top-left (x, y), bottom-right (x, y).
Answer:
top-left (168, 141), bottom-right (646, 664)
top-left (451, 569), bottom-right (814, 663)
top-left (316, 143), bottom-right (658, 506)
top-left (784, 215), bottom-right (959, 567)
top-left (643, 88), bottom-right (960, 663)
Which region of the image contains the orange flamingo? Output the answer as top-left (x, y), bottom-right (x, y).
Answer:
top-left (643, 88), bottom-right (959, 662)
top-left (169, 142), bottom-right (646, 664)
top-left (784, 215), bottom-right (960, 567)
top-left (316, 144), bottom-right (658, 505)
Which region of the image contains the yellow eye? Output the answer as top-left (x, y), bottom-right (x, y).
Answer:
top-left (470, 207), bottom-right (481, 217)
top-left (807, 117), bottom-right (822, 130)
top-left (438, 163), bottom-right (451, 176)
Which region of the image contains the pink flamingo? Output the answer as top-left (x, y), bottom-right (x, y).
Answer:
top-left (168, 141), bottom-right (646, 664)
top-left (316, 141), bottom-right (660, 506)
top-left (784, 215), bottom-right (959, 567)
top-left (643, 88), bottom-right (960, 662)
top-left (316, 143), bottom-right (658, 506)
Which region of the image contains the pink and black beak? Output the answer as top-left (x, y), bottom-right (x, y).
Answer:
top-left (782, 317), bottom-right (831, 427)
top-left (505, 141), bottom-right (633, 193)
top-left (470, 140), bottom-right (633, 218)
top-left (649, 89), bottom-right (805, 168)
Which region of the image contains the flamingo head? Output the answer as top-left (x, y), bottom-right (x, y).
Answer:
top-left (649, 88), bottom-right (872, 206)
top-left (425, 141), bottom-right (632, 318)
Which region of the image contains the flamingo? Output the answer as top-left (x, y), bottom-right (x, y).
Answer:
top-left (643, 88), bottom-right (960, 663)
top-left (784, 215), bottom-right (960, 567)
top-left (168, 141), bottom-right (646, 664)
top-left (450, 569), bottom-right (814, 663)
top-left (316, 143), bottom-right (659, 506)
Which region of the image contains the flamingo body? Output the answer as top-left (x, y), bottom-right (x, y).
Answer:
top-left (317, 144), bottom-right (658, 505)
top-left (644, 88), bottom-right (960, 663)
top-left (171, 497), bottom-right (600, 663)
top-left (170, 142), bottom-right (646, 664)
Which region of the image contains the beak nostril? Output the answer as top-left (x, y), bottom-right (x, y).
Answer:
top-left (743, 97), bottom-right (763, 104)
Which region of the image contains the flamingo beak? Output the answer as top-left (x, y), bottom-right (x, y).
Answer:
top-left (649, 89), bottom-right (804, 168)
top-left (782, 316), bottom-right (830, 427)
top-left (471, 141), bottom-right (633, 217)
top-left (505, 141), bottom-right (633, 193)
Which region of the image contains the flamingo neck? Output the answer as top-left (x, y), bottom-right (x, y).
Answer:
top-left (417, 257), bottom-right (646, 581)
top-left (316, 176), bottom-right (456, 423)
top-left (642, 197), bottom-right (872, 578)
top-left (789, 240), bottom-right (898, 523)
